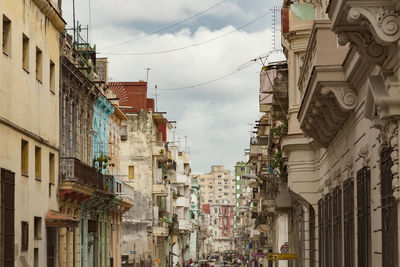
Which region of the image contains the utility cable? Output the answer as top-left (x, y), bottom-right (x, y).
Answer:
top-left (99, 10), bottom-right (271, 56)
top-left (177, 105), bottom-right (252, 121)
top-left (100, 0), bottom-right (229, 51)
top-left (151, 69), bottom-right (242, 91)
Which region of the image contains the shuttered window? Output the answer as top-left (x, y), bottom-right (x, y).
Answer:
top-left (357, 166), bottom-right (370, 267)
top-left (309, 206), bottom-right (315, 267)
top-left (1, 168), bottom-right (15, 266)
top-left (380, 147), bottom-right (398, 267)
top-left (332, 187), bottom-right (342, 267)
top-left (343, 178), bottom-right (354, 267)
top-left (324, 194), bottom-right (332, 267)
top-left (318, 199), bottom-right (324, 267)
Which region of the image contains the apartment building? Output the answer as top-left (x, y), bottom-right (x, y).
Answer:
top-left (0, 0), bottom-right (64, 265)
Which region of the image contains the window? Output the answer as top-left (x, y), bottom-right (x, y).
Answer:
top-left (22, 34), bottom-right (29, 71)
top-left (34, 216), bottom-right (42, 239)
top-left (232, 186), bottom-right (234, 189)
top-left (208, 186), bottom-right (212, 189)
top-left (224, 186), bottom-right (228, 189)
top-left (380, 147), bottom-right (398, 266)
top-left (35, 47), bottom-right (42, 81)
top-left (343, 178), bottom-right (354, 267)
top-left (34, 248), bottom-right (38, 267)
top-left (200, 179), bottom-right (204, 182)
top-left (224, 193), bottom-right (228, 196)
top-left (121, 125), bottom-right (127, 140)
top-left (128, 165), bottom-right (134, 179)
top-left (49, 60), bottom-right (55, 92)
top-left (35, 146), bottom-right (41, 179)
top-left (357, 167), bottom-right (370, 267)
top-left (208, 200), bottom-right (212, 203)
top-left (21, 221), bottom-right (28, 251)
top-left (332, 187), bottom-right (342, 267)
top-left (21, 140), bottom-right (29, 176)
top-left (49, 153), bottom-right (55, 184)
top-left (2, 15), bottom-right (11, 55)
top-left (240, 167), bottom-right (245, 172)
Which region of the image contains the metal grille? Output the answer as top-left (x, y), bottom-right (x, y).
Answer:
top-left (1, 168), bottom-right (15, 267)
top-left (332, 187), bottom-right (342, 267)
top-left (380, 146), bottom-right (398, 267)
top-left (318, 199), bottom-right (324, 267)
top-left (309, 205), bottom-right (315, 267)
top-left (343, 178), bottom-right (354, 267)
top-left (357, 167), bottom-right (370, 267)
top-left (324, 194), bottom-right (332, 267)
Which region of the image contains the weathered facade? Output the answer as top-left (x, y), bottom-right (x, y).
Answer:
top-left (59, 30), bottom-right (132, 267)
top-left (277, 0), bottom-right (400, 266)
top-left (0, 0), bottom-right (65, 266)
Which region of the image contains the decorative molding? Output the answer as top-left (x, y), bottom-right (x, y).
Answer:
top-left (301, 84), bottom-right (357, 147)
top-left (321, 86), bottom-right (358, 111)
top-left (344, 161), bottom-right (354, 180)
top-left (358, 145), bottom-right (370, 167)
top-left (338, 31), bottom-right (387, 64)
top-left (347, 6), bottom-right (400, 45)
top-left (333, 168), bottom-right (342, 186)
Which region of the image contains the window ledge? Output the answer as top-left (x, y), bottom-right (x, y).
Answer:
top-left (36, 78), bottom-right (42, 84)
top-left (21, 173), bottom-right (29, 178)
top-left (2, 51), bottom-right (10, 57)
top-left (35, 178), bottom-right (42, 182)
top-left (23, 67), bottom-right (29, 74)
top-left (50, 89), bottom-right (55, 95)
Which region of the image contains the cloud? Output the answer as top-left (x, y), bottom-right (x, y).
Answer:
top-left (61, 0), bottom-right (284, 173)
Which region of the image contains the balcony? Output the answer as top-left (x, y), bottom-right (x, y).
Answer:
top-left (176, 197), bottom-right (190, 208)
top-left (152, 141), bottom-right (166, 158)
top-left (175, 174), bottom-right (190, 185)
top-left (259, 63), bottom-right (288, 115)
top-left (153, 224), bottom-right (169, 237)
top-left (297, 20), bottom-right (354, 147)
top-left (178, 219), bottom-right (192, 231)
top-left (153, 183), bottom-right (167, 196)
top-left (60, 158), bottom-right (104, 190)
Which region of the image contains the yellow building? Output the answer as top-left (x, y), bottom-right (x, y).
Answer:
top-left (0, 0), bottom-right (65, 266)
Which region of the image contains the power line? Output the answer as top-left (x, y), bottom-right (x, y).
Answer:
top-left (99, 0), bottom-right (229, 51)
top-left (152, 69), bottom-right (242, 92)
top-left (99, 10), bottom-right (271, 56)
top-left (178, 105), bottom-right (252, 121)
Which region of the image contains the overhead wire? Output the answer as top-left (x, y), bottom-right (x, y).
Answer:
top-left (177, 105), bottom-right (252, 121)
top-left (99, 0), bottom-right (229, 51)
top-left (151, 69), bottom-right (243, 91)
top-left (99, 10), bottom-right (272, 56)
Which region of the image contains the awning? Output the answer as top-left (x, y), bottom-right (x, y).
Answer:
top-left (45, 210), bottom-right (79, 228)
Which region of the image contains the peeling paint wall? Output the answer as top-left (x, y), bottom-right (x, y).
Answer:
top-left (120, 110), bottom-right (156, 265)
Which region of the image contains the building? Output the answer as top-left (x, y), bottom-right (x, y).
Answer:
top-left (189, 176), bottom-right (200, 261)
top-left (0, 0), bottom-right (65, 265)
top-left (58, 29), bottom-right (132, 267)
top-left (198, 166), bottom-right (236, 255)
top-left (265, 0), bottom-right (400, 266)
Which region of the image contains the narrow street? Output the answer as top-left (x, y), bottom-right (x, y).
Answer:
top-left (1, 0), bottom-right (400, 266)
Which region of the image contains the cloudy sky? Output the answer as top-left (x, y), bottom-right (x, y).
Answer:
top-left (62, 0), bottom-right (284, 173)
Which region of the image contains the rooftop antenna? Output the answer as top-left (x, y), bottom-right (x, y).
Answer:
top-left (154, 85), bottom-right (159, 112)
top-left (145, 68), bottom-right (151, 83)
top-left (72, 0), bottom-right (76, 43)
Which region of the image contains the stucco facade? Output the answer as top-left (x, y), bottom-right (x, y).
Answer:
top-left (0, 0), bottom-right (64, 265)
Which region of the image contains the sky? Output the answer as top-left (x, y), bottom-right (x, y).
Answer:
top-left (62, 0), bottom-right (284, 173)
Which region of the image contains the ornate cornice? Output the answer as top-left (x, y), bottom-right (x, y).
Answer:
top-left (338, 30), bottom-right (387, 64)
top-left (301, 83), bottom-right (357, 147)
top-left (329, 1), bottom-right (400, 65)
top-left (347, 6), bottom-right (400, 45)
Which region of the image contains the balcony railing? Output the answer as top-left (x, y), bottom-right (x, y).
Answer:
top-left (60, 158), bottom-right (114, 192)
